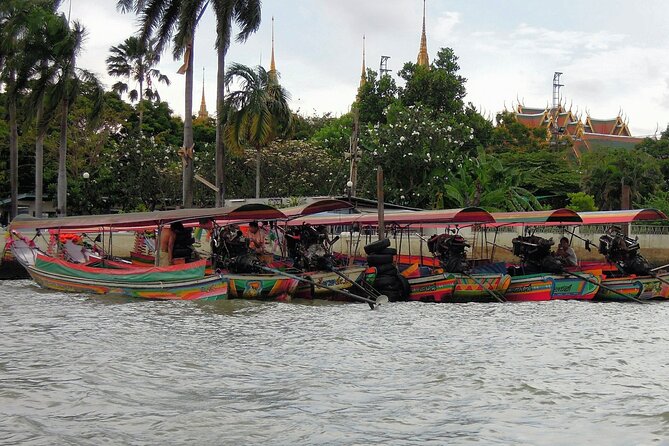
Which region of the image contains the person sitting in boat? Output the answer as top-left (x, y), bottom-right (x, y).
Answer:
top-left (248, 221), bottom-right (271, 262)
top-left (168, 221), bottom-right (195, 265)
top-left (555, 237), bottom-right (578, 267)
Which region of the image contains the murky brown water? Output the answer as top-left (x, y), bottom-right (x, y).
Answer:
top-left (1, 280), bottom-right (668, 445)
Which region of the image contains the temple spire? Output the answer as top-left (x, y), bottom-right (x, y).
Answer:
top-left (269, 16), bottom-right (277, 80)
top-left (359, 34), bottom-right (366, 89)
top-left (416, 0), bottom-right (429, 67)
top-left (197, 67), bottom-right (208, 121)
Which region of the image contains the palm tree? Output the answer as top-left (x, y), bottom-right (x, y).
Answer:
top-left (106, 35), bottom-right (170, 130)
top-left (224, 63), bottom-right (291, 198)
top-left (443, 150), bottom-right (541, 212)
top-left (118, 0), bottom-right (262, 207)
top-left (0, 0), bottom-right (35, 220)
top-left (118, 0), bottom-right (207, 208)
top-left (21, 1), bottom-right (64, 218)
top-left (211, 0), bottom-right (261, 206)
top-left (47, 18), bottom-right (104, 216)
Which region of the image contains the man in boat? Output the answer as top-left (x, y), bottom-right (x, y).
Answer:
top-left (555, 237), bottom-right (578, 267)
top-left (248, 221), bottom-right (271, 263)
top-left (165, 221), bottom-right (195, 265)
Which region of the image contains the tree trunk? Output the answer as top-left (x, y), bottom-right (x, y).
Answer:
top-left (35, 117), bottom-right (45, 218)
top-left (215, 45), bottom-right (225, 207)
top-left (255, 146), bottom-right (261, 199)
top-left (138, 74), bottom-right (144, 131)
top-left (8, 71), bottom-right (18, 221)
top-left (182, 39), bottom-right (195, 208)
top-left (57, 97), bottom-right (69, 217)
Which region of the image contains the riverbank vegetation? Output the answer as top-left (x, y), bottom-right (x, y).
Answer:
top-left (2, 1), bottom-right (669, 216)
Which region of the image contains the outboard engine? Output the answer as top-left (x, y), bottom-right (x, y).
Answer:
top-left (286, 224), bottom-right (339, 272)
top-left (427, 233), bottom-right (470, 273)
top-left (598, 226), bottom-right (651, 275)
top-left (211, 225), bottom-right (250, 270)
top-left (511, 235), bottom-right (564, 274)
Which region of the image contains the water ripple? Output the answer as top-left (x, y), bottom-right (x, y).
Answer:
top-left (1, 280), bottom-right (668, 445)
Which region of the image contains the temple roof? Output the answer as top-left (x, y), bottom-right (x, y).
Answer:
top-left (516, 112), bottom-right (550, 127)
top-left (269, 16), bottom-right (277, 81)
top-left (359, 35), bottom-right (366, 89)
top-left (416, 0), bottom-right (429, 67)
top-left (196, 67), bottom-right (208, 121)
top-left (584, 116), bottom-right (631, 136)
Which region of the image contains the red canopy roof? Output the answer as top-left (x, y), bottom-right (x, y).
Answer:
top-left (9, 204), bottom-right (287, 232)
top-left (287, 207), bottom-right (495, 227)
top-left (578, 209), bottom-right (668, 224)
top-left (281, 199), bottom-right (353, 218)
top-left (490, 209), bottom-right (582, 227)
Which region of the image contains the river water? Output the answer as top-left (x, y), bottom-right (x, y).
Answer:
top-left (1, 280), bottom-right (668, 445)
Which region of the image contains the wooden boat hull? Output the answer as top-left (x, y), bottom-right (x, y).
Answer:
top-left (226, 274), bottom-right (299, 301)
top-left (452, 273), bottom-right (512, 302)
top-left (595, 274), bottom-right (669, 301)
top-left (407, 273), bottom-right (457, 303)
top-left (505, 274), bottom-right (600, 302)
top-left (293, 266), bottom-right (369, 300)
top-left (407, 273), bottom-right (511, 303)
top-left (26, 265), bottom-right (228, 300)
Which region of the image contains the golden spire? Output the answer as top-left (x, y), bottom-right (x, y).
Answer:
top-left (359, 34), bottom-right (366, 89)
top-left (417, 0), bottom-right (429, 67)
top-left (197, 67), bottom-right (208, 120)
top-left (269, 16), bottom-right (277, 80)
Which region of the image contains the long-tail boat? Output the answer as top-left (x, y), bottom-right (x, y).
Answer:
top-left (489, 209), bottom-right (600, 301)
top-left (576, 209), bottom-right (669, 301)
top-left (8, 204), bottom-right (294, 301)
top-left (288, 207), bottom-right (511, 302)
top-left (281, 199), bottom-right (377, 300)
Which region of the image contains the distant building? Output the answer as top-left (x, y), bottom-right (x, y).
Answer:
top-left (195, 67), bottom-right (209, 122)
top-left (514, 103), bottom-right (645, 157)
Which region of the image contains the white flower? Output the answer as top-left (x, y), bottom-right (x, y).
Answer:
top-left (399, 136), bottom-right (406, 142)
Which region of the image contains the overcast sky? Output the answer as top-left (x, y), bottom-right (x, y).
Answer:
top-left (65, 0), bottom-right (669, 136)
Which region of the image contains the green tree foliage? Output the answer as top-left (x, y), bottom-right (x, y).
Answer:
top-left (490, 111), bottom-right (550, 152)
top-left (398, 48), bottom-right (466, 116)
top-left (358, 103), bottom-right (477, 208)
top-left (311, 113), bottom-right (353, 157)
top-left (357, 69), bottom-right (398, 125)
top-left (441, 149), bottom-right (542, 211)
top-left (566, 192), bottom-right (598, 212)
top-left (223, 63), bottom-right (292, 198)
top-left (581, 149), bottom-right (662, 210)
top-left (498, 150), bottom-right (581, 208)
top-left (106, 35), bottom-right (170, 129)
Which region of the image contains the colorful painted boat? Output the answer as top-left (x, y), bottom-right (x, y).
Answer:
top-left (405, 272), bottom-right (511, 303)
top-left (407, 272), bottom-right (458, 303)
top-left (293, 266), bottom-right (372, 300)
top-left (25, 254), bottom-right (228, 301)
top-left (504, 273), bottom-right (600, 302)
top-left (226, 273), bottom-right (299, 302)
top-left (584, 270), bottom-right (669, 301)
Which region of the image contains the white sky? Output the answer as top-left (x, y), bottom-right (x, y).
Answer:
top-left (66, 0), bottom-right (669, 136)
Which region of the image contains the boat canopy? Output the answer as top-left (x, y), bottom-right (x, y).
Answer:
top-left (281, 199), bottom-right (354, 219)
top-left (9, 203), bottom-right (287, 232)
top-left (578, 209), bottom-right (668, 224)
top-left (489, 208), bottom-right (582, 227)
top-left (287, 207), bottom-right (495, 226)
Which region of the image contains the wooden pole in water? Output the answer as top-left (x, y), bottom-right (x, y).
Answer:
top-left (155, 225), bottom-right (162, 266)
top-left (377, 166), bottom-right (385, 240)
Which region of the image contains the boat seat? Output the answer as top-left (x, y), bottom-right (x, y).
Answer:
top-left (471, 262), bottom-right (508, 275)
top-left (62, 240), bottom-right (89, 264)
